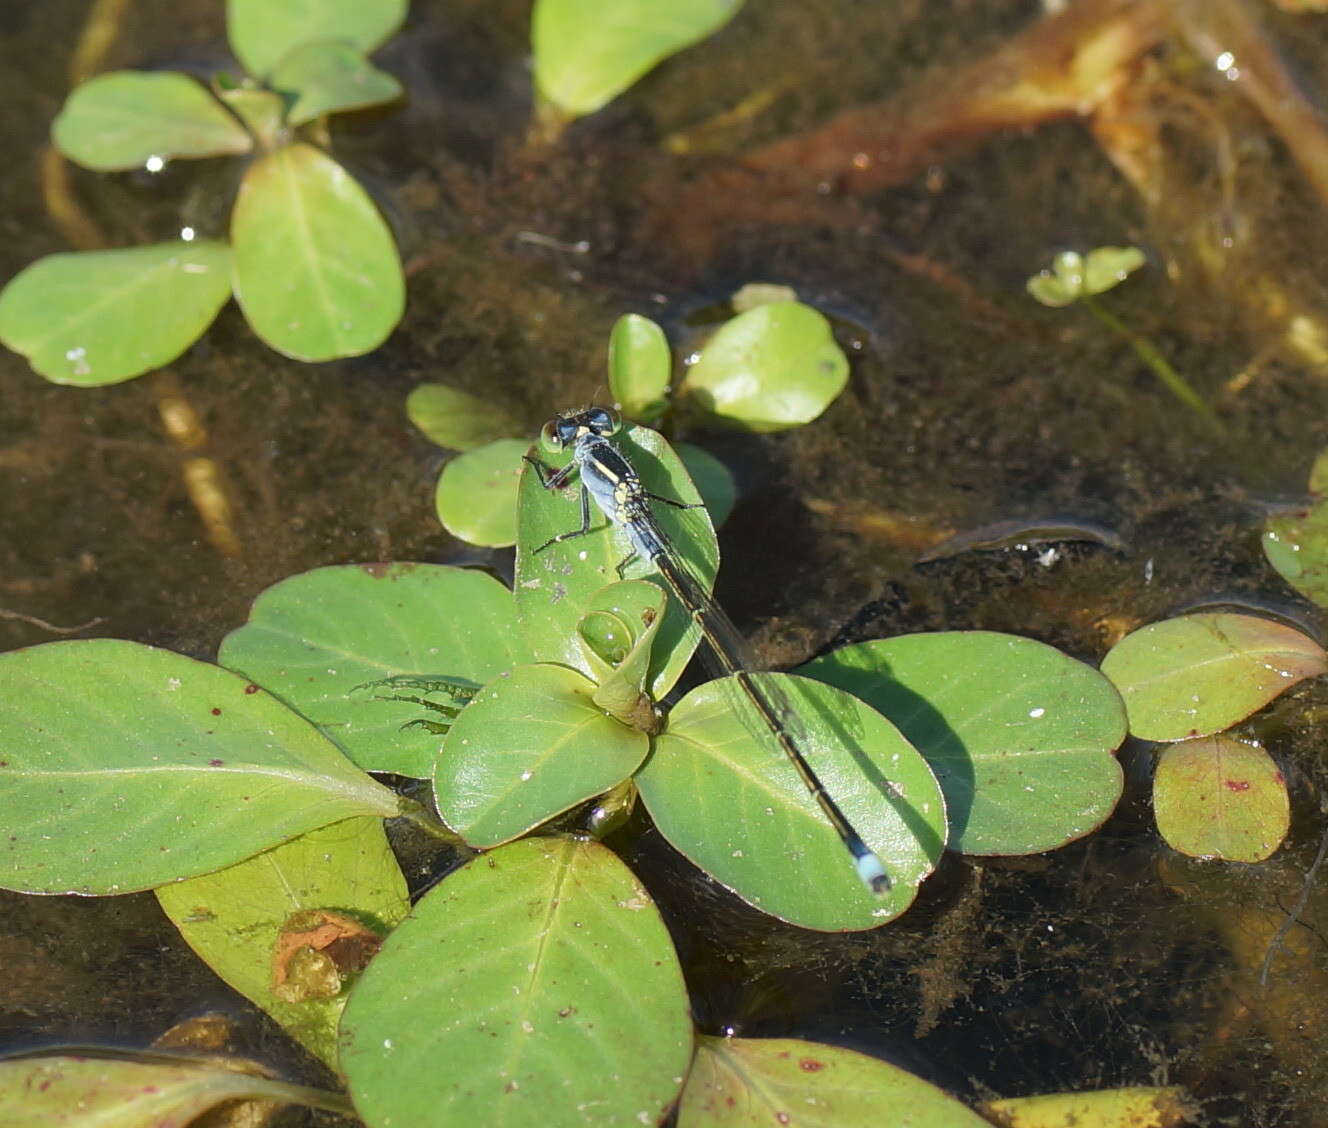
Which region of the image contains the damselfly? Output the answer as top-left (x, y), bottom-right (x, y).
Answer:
top-left (526, 406), bottom-right (889, 894)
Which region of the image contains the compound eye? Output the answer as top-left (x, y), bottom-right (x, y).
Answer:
top-left (538, 419), bottom-right (563, 452)
top-left (589, 406), bottom-right (622, 436)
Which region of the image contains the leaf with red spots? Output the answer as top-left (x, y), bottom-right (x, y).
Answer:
top-left (679, 1036), bottom-right (990, 1127)
top-left (1153, 735), bottom-right (1290, 862)
top-left (1101, 613), bottom-right (1327, 742)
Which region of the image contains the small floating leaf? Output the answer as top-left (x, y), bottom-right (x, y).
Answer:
top-left (532, 0), bottom-right (742, 119)
top-left (434, 663), bottom-right (649, 846)
top-left (227, 0), bottom-right (408, 78)
top-left (433, 438), bottom-right (528, 548)
top-left (1026, 246), bottom-right (1146, 308)
top-left (608, 312), bottom-right (671, 423)
top-left (1264, 449), bottom-right (1328, 608)
top-left (681, 301), bottom-right (849, 432)
top-left (801, 632), bottom-right (1126, 855)
top-left (1153, 736), bottom-right (1289, 862)
top-left (405, 383), bottom-right (523, 451)
top-left (981, 1085), bottom-right (1195, 1128)
top-left (270, 39), bottom-right (403, 126)
top-left (0, 1055), bottom-right (350, 1127)
top-left (0, 639), bottom-right (402, 895)
top-left (340, 838), bottom-right (692, 1126)
top-left (676, 441), bottom-right (737, 527)
top-left (156, 817), bottom-right (408, 1068)
top-left (52, 71), bottom-right (251, 170)
top-left (1100, 613), bottom-right (1328, 742)
top-left (0, 241), bottom-right (232, 386)
top-left (219, 564), bottom-right (529, 778)
top-left (638, 673), bottom-right (946, 931)
top-left (231, 142), bottom-right (404, 361)
top-left (680, 1036), bottom-right (992, 1128)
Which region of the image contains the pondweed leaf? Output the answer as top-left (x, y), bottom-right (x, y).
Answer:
top-left (1264, 449), bottom-right (1328, 608)
top-left (515, 419), bottom-right (715, 699)
top-left (231, 141), bottom-right (404, 361)
top-left (406, 382), bottom-right (523, 451)
top-left (434, 663), bottom-right (649, 846)
top-left (532, 0), bottom-right (742, 120)
top-left (1153, 735), bottom-right (1289, 862)
top-left (639, 673), bottom-right (946, 931)
top-left (219, 564), bottom-right (529, 778)
top-left (156, 817), bottom-right (409, 1068)
top-left (608, 312), bottom-right (671, 423)
top-left (340, 838), bottom-right (692, 1127)
top-left (434, 438), bottom-right (528, 548)
top-left (680, 1036), bottom-right (992, 1128)
top-left (227, 0), bottom-right (407, 78)
top-left (270, 39), bottom-right (403, 126)
top-left (1100, 613), bottom-right (1328, 741)
top-left (980, 1085), bottom-right (1195, 1127)
top-left (0, 639), bottom-right (402, 894)
top-left (0, 240), bottom-right (232, 386)
top-left (0, 1055), bottom-right (351, 1127)
top-left (53, 71), bottom-right (252, 170)
top-left (801, 632), bottom-right (1127, 854)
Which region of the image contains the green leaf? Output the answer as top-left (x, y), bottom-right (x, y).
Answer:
top-left (608, 313), bottom-right (671, 423)
top-left (219, 564), bottom-right (530, 778)
top-left (155, 817), bottom-right (408, 1068)
top-left (226, 0), bottom-right (408, 78)
top-left (270, 39), bottom-right (403, 126)
top-left (0, 240), bottom-right (232, 386)
top-left (515, 420), bottom-right (716, 700)
top-left (1152, 736), bottom-right (1290, 862)
top-left (579, 580), bottom-right (666, 726)
top-left (1264, 449), bottom-right (1328, 608)
top-left (639, 673), bottom-right (946, 931)
top-left (680, 1036), bottom-right (992, 1128)
top-left (216, 84), bottom-right (286, 150)
top-left (0, 1055), bottom-right (351, 1127)
top-left (1026, 246), bottom-right (1146, 308)
top-left (980, 1086), bottom-right (1195, 1128)
top-left (434, 664), bottom-right (649, 846)
top-left (0, 639), bottom-right (401, 895)
top-left (230, 141), bottom-right (404, 362)
top-left (532, 0), bottom-right (742, 118)
top-left (52, 71), bottom-right (252, 171)
top-left (1100, 613), bottom-right (1328, 742)
top-left (676, 441), bottom-right (737, 528)
top-left (1083, 245), bottom-right (1146, 295)
top-left (340, 837), bottom-right (693, 1126)
top-left (405, 382), bottom-right (523, 451)
top-left (434, 438), bottom-right (528, 548)
top-left (800, 632), bottom-right (1127, 855)
top-left (681, 301), bottom-right (849, 432)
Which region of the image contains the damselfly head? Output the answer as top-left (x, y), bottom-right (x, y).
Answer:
top-left (540, 405), bottom-right (622, 451)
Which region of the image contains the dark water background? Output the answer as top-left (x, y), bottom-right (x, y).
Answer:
top-left (3, 1), bottom-right (1328, 1124)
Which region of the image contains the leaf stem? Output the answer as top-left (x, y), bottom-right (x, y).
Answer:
top-left (1081, 295), bottom-right (1225, 434)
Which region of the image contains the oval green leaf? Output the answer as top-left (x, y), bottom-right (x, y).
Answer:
top-left (639, 673), bottom-right (946, 931)
top-left (580, 579), bottom-right (666, 724)
top-left (231, 142), bottom-right (404, 361)
top-left (155, 816), bottom-right (409, 1068)
top-left (981, 1085), bottom-right (1195, 1128)
top-left (681, 301), bottom-right (849, 432)
top-left (1264, 452), bottom-right (1328, 608)
top-left (1153, 735), bottom-right (1289, 862)
top-left (608, 312), bottom-right (671, 423)
top-left (532, 0), bottom-right (742, 118)
top-left (216, 84), bottom-right (286, 150)
top-left (340, 837), bottom-right (693, 1127)
top-left (227, 0), bottom-right (408, 78)
top-left (680, 1036), bottom-right (992, 1128)
top-left (0, 240), bottom-right (232, 386)
top-left (0, 639), bottom-right (401, 895)
top-left (434, 663), bottom-right (649, 846)
top-left (434, 438), bottom-right (528, 548)
top-left (218, 564), bottom-right (530, 778)
top-left (1083, 244), bottom-right (1146, 296)
top-left (0, 1055), bottom-right (351, 1128)
top-left (270, 39), bottom-right (403, 126)
top-left (405, 382), bottom-right (523, 451)
top-left (800, 632), bottom-right (1127, 855)
top-left (52, 71), bottom-right (251, 171)
top-left (1100, 613), bottom-right (1328, 742)
top-left (515, 420), bottom-right (716, 699)
top-left (677, 440), bottom-right (737, 527)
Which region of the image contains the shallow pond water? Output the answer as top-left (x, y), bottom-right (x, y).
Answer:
top-left (3, 1), bottom-right (1328, 1125)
